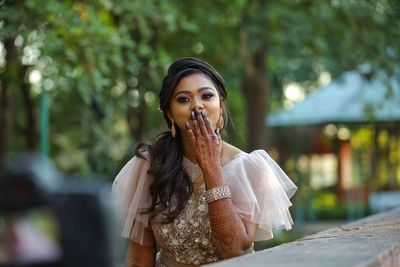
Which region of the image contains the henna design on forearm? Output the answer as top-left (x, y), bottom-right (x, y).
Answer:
top-left (207, 199), bottom-right (251, 258)
top-left (127, 255), bottom-right (142, 267)
top-left (125, 241), bottom-right (156, 267)
top-left (127, 255), bottom-right (153, 267)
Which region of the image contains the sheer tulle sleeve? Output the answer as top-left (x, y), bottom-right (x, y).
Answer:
top-left (223, 150), bottom-right (297, 241)
top-left (111, 155), bottom-right (153, 245)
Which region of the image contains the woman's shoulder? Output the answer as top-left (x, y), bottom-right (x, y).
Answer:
top-left (221, 143), bottom-right (271, 168)
top-left (222, 146), bottom-right (297, 198)
top-left (221, 147), bottom-right (290, 184)
top-left (221, 142), bottom-right (244, 166)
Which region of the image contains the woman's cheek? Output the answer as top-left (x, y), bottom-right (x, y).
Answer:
top-left (176, 118), bottom-right (188, 130)
top-left (211, 114), bottom-right (220, 129)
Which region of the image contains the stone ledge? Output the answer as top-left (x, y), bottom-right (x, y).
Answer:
top-left (207, 208), bottom-right (400, 267)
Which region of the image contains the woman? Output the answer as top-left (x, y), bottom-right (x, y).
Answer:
top-left (112, 58), bottom-right (297, 267)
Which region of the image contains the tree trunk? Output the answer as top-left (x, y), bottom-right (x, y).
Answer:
top-left (20, 67), bottom-right (39, 151)
top-left (0, 38), bottom-right (17, 161)
top-left (239, 30), bottom-right (269, 151)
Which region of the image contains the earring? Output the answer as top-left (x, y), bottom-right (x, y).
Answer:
top-left (171, 120), bottom-right (176, 138)
top-left (218, 112), bottom-right (224, 129)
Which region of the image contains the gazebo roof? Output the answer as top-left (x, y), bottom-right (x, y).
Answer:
top-left (267, 71), bottom-right (400, 127)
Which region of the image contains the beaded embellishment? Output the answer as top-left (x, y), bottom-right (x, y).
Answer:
top-left (182, 157), bottom-right (202, 182)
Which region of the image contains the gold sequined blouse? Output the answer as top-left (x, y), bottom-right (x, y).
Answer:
top-left (152, 186), bottom-right (221, 266)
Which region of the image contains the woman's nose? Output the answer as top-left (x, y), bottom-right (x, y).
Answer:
top-left (191, 98), bottom-right (204, 111)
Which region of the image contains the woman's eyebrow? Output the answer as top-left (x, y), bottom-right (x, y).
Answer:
top-left (173, 87), bottom-right (216, 97)
top-left (198, 87), bottom-right (216, 92)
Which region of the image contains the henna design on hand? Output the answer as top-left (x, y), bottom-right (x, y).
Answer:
top-left (185, 110), bottom-right (222, 177)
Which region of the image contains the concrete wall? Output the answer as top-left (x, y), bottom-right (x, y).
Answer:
top-left (207, 208), bottom-right (400, 267)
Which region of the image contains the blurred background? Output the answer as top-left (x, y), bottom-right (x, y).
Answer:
top-left (0, 0), bottom-right (399, 263)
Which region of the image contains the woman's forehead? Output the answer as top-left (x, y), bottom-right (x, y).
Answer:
top-left (174, 73), bottom-right (216, 93)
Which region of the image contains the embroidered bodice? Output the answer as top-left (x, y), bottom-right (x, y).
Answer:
top-left (152, 186), bottom-right (220, 266)
top-left (151, 157), bottom-right (219, 265)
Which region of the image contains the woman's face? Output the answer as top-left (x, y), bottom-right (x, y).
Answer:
top-left (167, 73), bottom-right (222, 132)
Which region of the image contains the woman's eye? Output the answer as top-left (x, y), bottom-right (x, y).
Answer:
top-left (202, 93), bottom-right (215, 100)
top-left (177, 96), bottom-right (190, 103)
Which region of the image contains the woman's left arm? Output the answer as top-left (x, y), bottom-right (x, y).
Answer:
top-left (204, 167), bottom-right (258, 258)
top-left (208, 189), bottom-right (258, 258)
top-left (186, 111), bottom-right (258, 258)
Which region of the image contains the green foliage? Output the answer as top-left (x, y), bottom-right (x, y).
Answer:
top-left (1, 0), bottom-right (399, 178)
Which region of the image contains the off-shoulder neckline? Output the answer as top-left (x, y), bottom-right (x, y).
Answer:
top-left (221, 151), bottom-right (246, 168)
top-left (181, 151), bottom-right (246, 183)
top-left (222, 149), bottom-right (269, 169)
top-left (182, 150), bottom-right (265, 173)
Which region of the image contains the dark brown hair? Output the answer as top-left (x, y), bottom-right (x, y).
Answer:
top-left (136, 57), bottom-right (228, 223)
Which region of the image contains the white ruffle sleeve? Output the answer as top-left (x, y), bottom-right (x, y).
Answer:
top-left (111, 155), bottom-right (153, 245)
top-left (222, 150), bottom-right (297, 241)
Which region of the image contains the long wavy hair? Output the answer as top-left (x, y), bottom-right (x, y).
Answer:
top-left (136, 57), bottom-right (228, 223)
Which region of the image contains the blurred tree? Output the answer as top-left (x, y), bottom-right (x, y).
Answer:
top-left (0, 0), bottom-right (41, 161)
top-left (0, 0), bottom-right (399, 177)
top-left (239, 0), bottom-right (269, 150)
top-left (1, 1), bottom-right (126, 173)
